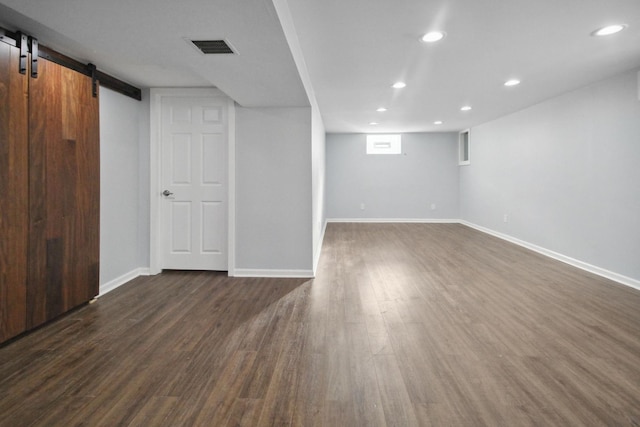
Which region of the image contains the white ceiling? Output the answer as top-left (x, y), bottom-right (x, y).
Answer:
top-left (1, 0), bottom-right (640, 133)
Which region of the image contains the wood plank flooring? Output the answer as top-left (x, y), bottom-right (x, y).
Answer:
top-left (1, 223), bottom-right (640, 426)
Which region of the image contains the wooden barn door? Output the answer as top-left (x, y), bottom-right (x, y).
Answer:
top-left (27, 57), bottom-right (100, 328)
top-left (0, 42), bottom-right (29, 342)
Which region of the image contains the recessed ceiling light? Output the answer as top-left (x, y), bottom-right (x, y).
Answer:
top-left (421, 31), bottom-right (445, 43)
top-left (392, 82), bottom-right (406, 89)
top-left (369, 122), bottom-right (379, 125)
top-left (460, 106), bottom-right (472, 111)
top-left (592, 24), bottom-right (626, 36)
top-left (504, 79), bottom-right (521, 87)
top-left (377, 107), bottom-right (387, 112)
top-left (434, 120), bottom-right (443, 125)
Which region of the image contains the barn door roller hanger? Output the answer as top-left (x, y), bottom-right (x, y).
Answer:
top-left (14, 32), bottom-right (37, 78)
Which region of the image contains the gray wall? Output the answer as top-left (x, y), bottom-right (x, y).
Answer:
top-left (326, 132), bottom-right (459, 220)
top-left (235, 106), bottom-right (313, 273)
top-left (460, 68), bottom-right (640, 282)
top-left (99, 88), bottom-right (144, 290)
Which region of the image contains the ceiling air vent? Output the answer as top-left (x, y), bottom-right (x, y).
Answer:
top-left (190, 40), bottom-right (235, 54)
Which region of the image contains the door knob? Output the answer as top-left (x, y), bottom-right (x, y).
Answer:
top-left (162, 190), bottom-right (173, 196)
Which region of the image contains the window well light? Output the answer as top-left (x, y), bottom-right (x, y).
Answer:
top-left (460, 105), bottom-right (472, 111)
top-left (392, 82), bottom-right (406, 89)
top-left (421, 31), bottom-right (445, 42)
top-left (376, 107), bottom-right (387, 112)
top-left (504, 79), bottom-right (521, 87)
top-left (592, 24), bottom-right (626, 36)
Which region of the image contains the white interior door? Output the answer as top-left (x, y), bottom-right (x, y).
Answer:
top-left (160, 96), bottom-right (228, 270)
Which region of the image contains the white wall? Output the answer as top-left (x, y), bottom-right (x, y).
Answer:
top-left (460, 68), bottom-right (640, 284)
top-left (271, 0), bottom-right (326, 273)
top-left (311, 105), bottom-right (326, 271)
top-left (137, 89), bottom-right (151, 269)
top-left (326, 132), bottom-right (459, 220)
top-left (235, 106), bottom-right (314, 275)
top-left (99, 88), bottom-right (145, 293)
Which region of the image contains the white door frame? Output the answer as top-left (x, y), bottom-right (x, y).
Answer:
top-left (149, 88), bottom-right (235, 275)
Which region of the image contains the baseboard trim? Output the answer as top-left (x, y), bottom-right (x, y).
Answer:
top-left (99, 267), bottom-right (151, 296)
top-left (233, 269), bottom-right (315, 278)
top-left (326, 218), bottom-right (459, 223)
top-left (460, 220), bottom-right (640, 292)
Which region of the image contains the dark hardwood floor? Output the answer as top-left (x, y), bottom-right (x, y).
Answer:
top-left (1, 223), bottom-right (640, 426)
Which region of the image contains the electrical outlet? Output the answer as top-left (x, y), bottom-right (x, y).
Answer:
top-left (430, 203), bottom-right (436, 210)
top-left (503, 214), bottom-right (509, 223)
top-left (360, 203), bottom-right (365, 210)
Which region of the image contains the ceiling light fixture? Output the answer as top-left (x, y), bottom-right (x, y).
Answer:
top-left (392, 82), bottom-right (406, 89)
top-left (592, 24), bottom-right (626, 36)
top-left (434, 121), bottom-right (443, 125)
top-left (421, 31), bottom-right (445, 42)
top-left (377, 107), bottom-right (387, 112)
top-left (504, 79), bottom-right (521, 87)
top-left (460, 106), bottom-right (472, 111)
top-left (369, 122), bottom-right (379, 125)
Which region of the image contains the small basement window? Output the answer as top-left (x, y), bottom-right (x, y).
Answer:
top-left (459, 129), bottom-right (470, 165)
top-left (366, 134), bottom-right (401, 154)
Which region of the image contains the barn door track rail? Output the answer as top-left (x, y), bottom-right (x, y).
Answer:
top-left (1, 26), bottom-right (142, 101)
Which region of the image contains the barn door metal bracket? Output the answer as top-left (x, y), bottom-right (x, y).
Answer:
top-left (87, 63), bottom-right (98, 97)
top-left (29, 37), bottom-right (38, 78)
top-left (17, 32), bottom-right (28, 74)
